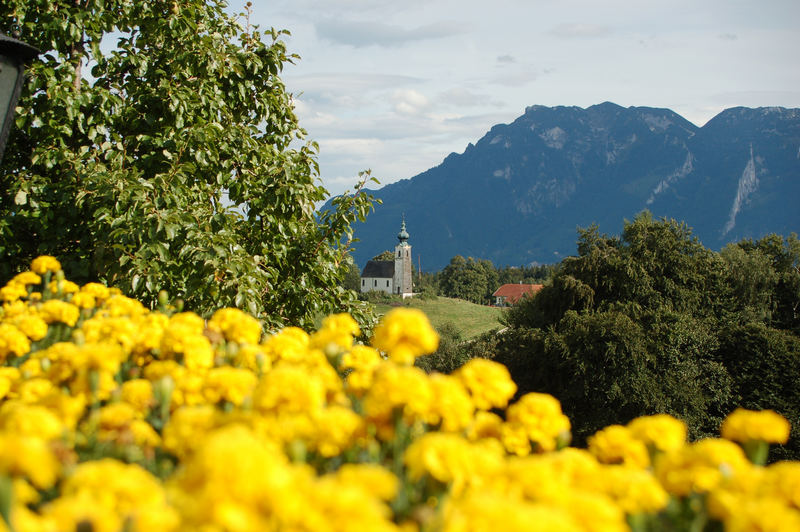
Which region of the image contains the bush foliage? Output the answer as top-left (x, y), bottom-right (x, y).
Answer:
top-left (0, 1), bottom-right (376, 329)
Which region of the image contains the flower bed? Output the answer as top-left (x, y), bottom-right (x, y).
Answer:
top-left (1, 257), bottom-right (798, 531)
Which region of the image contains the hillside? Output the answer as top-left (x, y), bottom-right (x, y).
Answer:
top-left (330, 103), bottom-right (800, 271)
top-left (372, 296), bottom-right (504, 340)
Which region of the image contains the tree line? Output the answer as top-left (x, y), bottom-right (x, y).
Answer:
top-left (485, 213), bottom-right (800, 461)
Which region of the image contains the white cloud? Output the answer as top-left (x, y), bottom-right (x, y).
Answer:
top-left (391, 89), bottom-right (431, 115)
top-left (315, 18), bottom-right (464, 47)
top-left (549, 23), bottom-right (613, 39)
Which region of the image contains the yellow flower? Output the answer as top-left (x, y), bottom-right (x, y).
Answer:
top-left (10, 271), bottom-right (41, 286)
top-left (30, 255), bottom-right (61, 274)
top-left (333, 463), bottom-right (399, 502)
top-left (261, 326), bottom-right (311, 364)
top-left (371, 308), bottom-right (438, 364)
top-left (39, 299), bottom-right (80, 326)
top-left (0, 323), bottom-right (31, 361)
top-left (253, 364), bottom-right (327, 415)
top-left (600, 465), bottom-right (669, 514)
top-left (208, 307), bottom-right (263, 345)
top-left (721, 408), bottom-right (791, 445)
top-left (506, 393), bottom-right (571, 452)
top-left (9, 314), bottom-right (48, 341)
top-left (655, 438), bottom-right (750, 496)
top-left (627, 413), bottom-right (688, 453)
top-left (310, 405), bottom-right (364, 457)
top-left (120, 379), bottom-right (155, 413)
top-left (405, 433), bottom-right (504, 496)
top-left (0, 433), bottom-right (61, 488)
top-left (310, 313), bottom-right (360, 352)
top-left (588, 425), bottom-right (649, 469)
top-left (203, 366), bottom-right (258, 406)
top-left (428, 373), bottom-right (475, 432)
top-left (454, 358), bottom-right (517, 411)
top-left (0, 282), bottom-right (28, 303)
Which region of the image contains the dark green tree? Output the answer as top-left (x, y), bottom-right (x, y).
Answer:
top-left (1, 1), bottom-right (376, 328)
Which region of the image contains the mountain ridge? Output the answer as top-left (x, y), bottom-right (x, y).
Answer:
top-left (331, 103), bottom-right (800, 271)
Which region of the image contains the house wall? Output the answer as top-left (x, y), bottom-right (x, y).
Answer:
top-left (360, 277), bottom-right (394, 294)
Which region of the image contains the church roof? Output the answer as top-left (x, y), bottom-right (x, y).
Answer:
top-left (361, 260), bottom-right (395, 278)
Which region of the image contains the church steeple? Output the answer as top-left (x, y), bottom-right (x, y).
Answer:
top-left (397, 217), bottom-right (410, 244)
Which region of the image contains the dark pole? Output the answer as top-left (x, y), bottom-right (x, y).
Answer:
top-left (0, 32), bottom-right (40, 164)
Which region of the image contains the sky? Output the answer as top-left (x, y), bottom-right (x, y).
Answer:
top-left (227, 0), bottom-right (800, 197)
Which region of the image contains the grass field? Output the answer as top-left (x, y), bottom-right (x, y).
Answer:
top-left (372, 296), bottom-right (505, 339)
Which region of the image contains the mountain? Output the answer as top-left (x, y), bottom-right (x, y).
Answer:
top-left (331, 103), bottom-right (800, 271)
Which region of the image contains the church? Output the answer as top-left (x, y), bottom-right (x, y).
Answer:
top-left (360, 220), bottom-right (413, 298)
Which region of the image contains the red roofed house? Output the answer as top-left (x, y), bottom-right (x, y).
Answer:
top-left (492, 283), bottom-right (543, 307)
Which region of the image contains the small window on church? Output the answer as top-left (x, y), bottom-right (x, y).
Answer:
top-left (386, 280), bottom-right (390, 287)
top-left (398, 251), bottom-right (401, 257)
top-left (374, 280), bottom-right (377, 287)
top-left (361, 279), bottom-right (364, 287)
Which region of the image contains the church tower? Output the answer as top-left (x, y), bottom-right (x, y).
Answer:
top-left (393, 219), bottom-right (413, 298)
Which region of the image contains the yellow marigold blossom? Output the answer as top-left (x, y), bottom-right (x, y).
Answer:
top-left (168, 424), bottom-right (295, 529)
top-left (0, 282), bottom-right (28, 302)
top-left (506, 392), bottom-right (571, 452)
top-left (179, 334), bottom-right (214, 370)
top-left (454, 358), bottom-right (517, 411)
top-left (0, 433), bottom-right (61, 488)
top-left (0, 323), bottom-right (31, 361)
top-left (363, 363), bottom-right (434, 438)
top-left (51, 459), bottom-right (179, 532)
top-left (34, 390), bottom-right (86, 430)
top-left (44, 491), bottom-right (123, 532)
top-left (81, 315), bottom-right (139, 353)
top-left (706, 464), bottom-right (766, 520)
top-left (79, 282), bottom-right (111, 302)
top-left (70, 290), bottom-right (96, 309)
top-left (720, 498), bottom-right (800, 532)
top-left (0, 367), bottom-right (20, 400)
top-left (1, 300), bottom-right (28, 319)
top-left (405, 433), bottom-right (505, 496)
top-left (371, 308), bottom-right (438, 364)
top-left (10, 314), bottom-right (48, 341)
top-left (12, 377), bottom-right (54, 403)
top-left (261, 326), bottom-right (311, 364)
top-left (47, 279), bottom-right (79, 295)
top-left (310, 312), bottom-right (360, 352)
top-left (160, 312), bottom-right (210, 364)
top-left (655, 438), bottom-right (750, 496)
top-left (0, 401), bottom-right (65, 440)
top-left (467, 410), bottom-right (504, 442)
top-left (30, 256), bottom-right (61, 274)
top-left (203, 366), bottom-right (258, 406)
top-left (253, 364), bottom-right (327, 414)
top-left (208, 307), bottom-right (263, 345)
top-left (39, 299), bottom-right (80, 326)
top-left (600, 465), bottom-right (669, 514)
top-left (721, 408), bottom-right (791, 445)
top-left (292, 473), bottom-right (400, 532)
top-left (232, 343), bottom-right (270, 373)
top-left (627, 413), bottom-right (688, 453)
top-left (101, 294), bottom-right (147, 318)
top-left (561, 490), bottom-right (629, 532)
top-left (761, 461), bottom-right (800, 510)
top-left (120, 378), bottom-right (155, 413)
top-left (11, 271), bottom-right (41, 286)
top-left (502, 421), bottom-right (532, 457)
top-left (588, 425), bottom-right (650, 469)
top-left (310, 405), bottom-right (364, 457)
top-left (440, 491), bottom-right (581, 532)
top-left (333, 463), bottom-right (399, 502)
top-left (162, 405), bottom-right (219, 459)
top-left (428, 373), bottom-right (475, 432)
